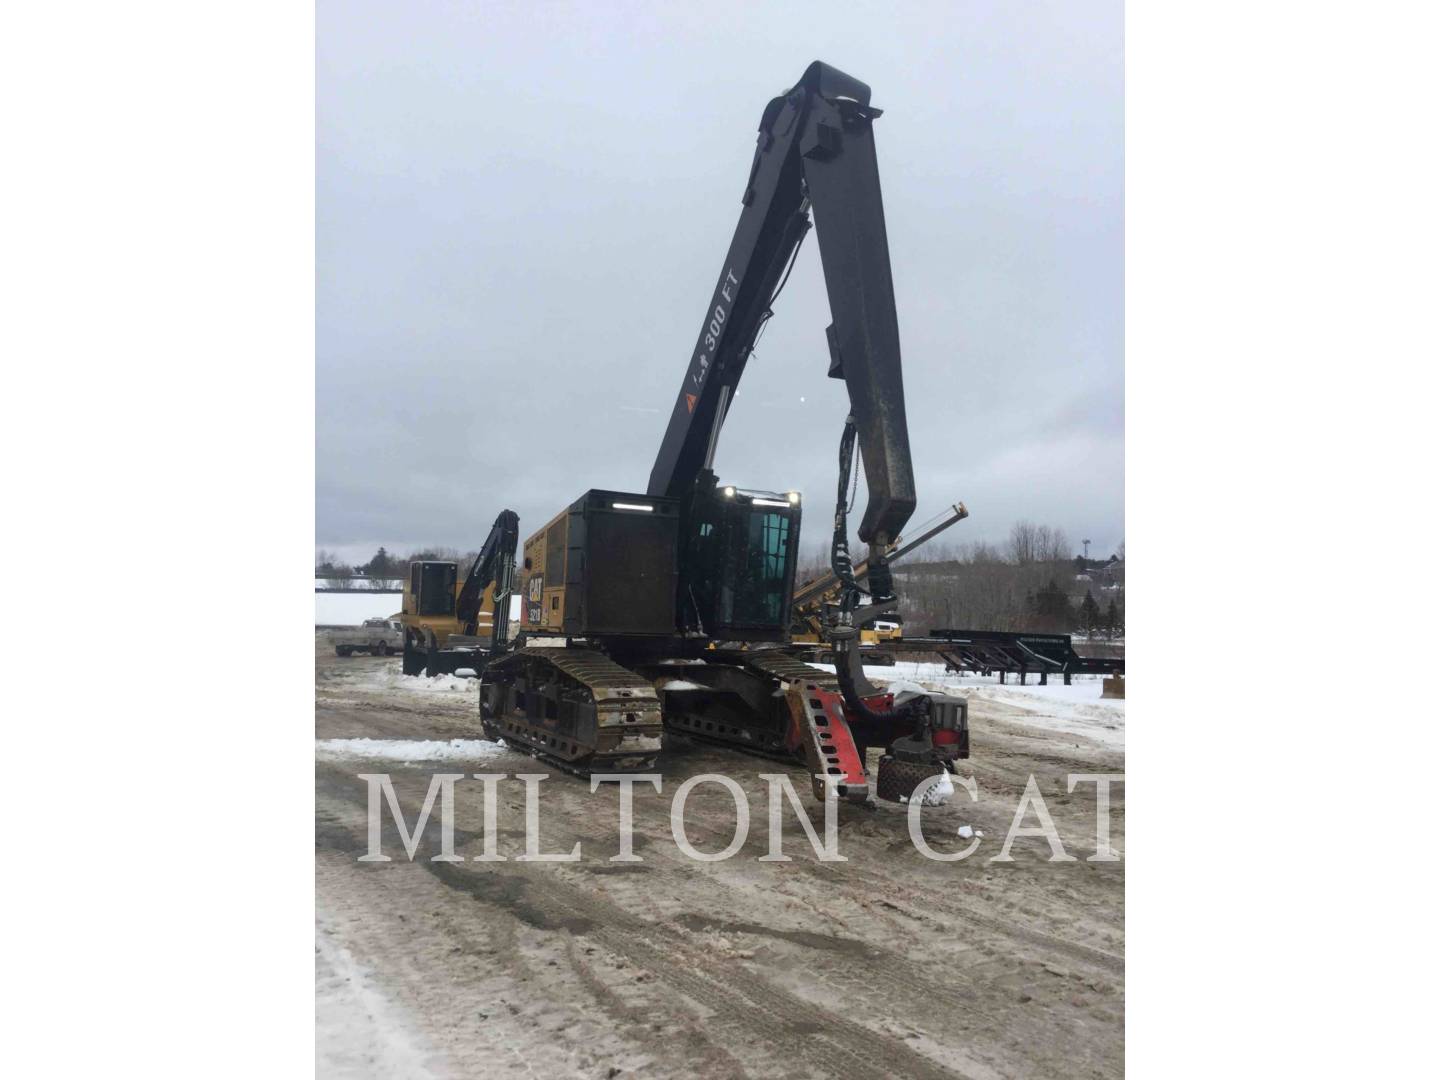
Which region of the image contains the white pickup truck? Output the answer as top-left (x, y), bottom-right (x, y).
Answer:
top-left (329, 617), bottom-right (404, 657)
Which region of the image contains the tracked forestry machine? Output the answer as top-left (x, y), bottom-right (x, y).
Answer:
top-left (399, 511), bottom-right (519, 676)
top-left (474, 62), bottom-right (969, 803)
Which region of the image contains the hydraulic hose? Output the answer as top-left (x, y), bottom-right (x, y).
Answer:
top-left (828, 416), bottom-right (930, 727)
top-left (830, 417), bottom-right (862, 615)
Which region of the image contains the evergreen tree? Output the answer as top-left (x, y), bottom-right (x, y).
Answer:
top-left (1079, 589), bottom-right (1101, 635)
top-left (1104, 598), bottom-right (1119, 638)
top-left (364, 546), bottom-right (393, 578)
top-left (1029, 578), bottom-right (1073, 632)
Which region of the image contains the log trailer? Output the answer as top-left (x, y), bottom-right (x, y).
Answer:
top-left (476, 62), bottom-right (968, 803)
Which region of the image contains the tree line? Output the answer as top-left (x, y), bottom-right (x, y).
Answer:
top-left (796, 520), bottom-right (1124, 638)
top-left (315, 546), bottom-right (482, 588)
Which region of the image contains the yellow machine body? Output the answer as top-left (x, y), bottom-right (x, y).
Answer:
top-left (399, 560), bottom-right (501, 650)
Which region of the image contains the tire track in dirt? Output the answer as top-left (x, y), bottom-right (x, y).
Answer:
top-left (317, 768), bottom-right (975, 1080)
top-left (317, 745), bottom-right (1121, 1027)
top-left (315, 648), bottom-right (1123, 1078)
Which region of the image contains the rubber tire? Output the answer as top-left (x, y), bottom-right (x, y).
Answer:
top-left (875, 756), bottom-right (945, 804)
top-left (371, 643), bottom-right (386, 657)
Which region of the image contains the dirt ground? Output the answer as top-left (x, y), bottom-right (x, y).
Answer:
top-left (315, 640), bottom-right (1124, 1079)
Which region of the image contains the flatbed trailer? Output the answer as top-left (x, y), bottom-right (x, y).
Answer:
top-left (902, 629), bottom-right (1124, 685)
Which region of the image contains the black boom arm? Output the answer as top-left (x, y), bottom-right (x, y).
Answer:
top-left (646, 61), bottom-right (916, 545)
top-left (456, 509), bottom-right (519, 649)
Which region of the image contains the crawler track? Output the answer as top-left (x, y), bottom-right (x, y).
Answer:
top-left (479, 647), bottom-right (663, 774)
top-left (652, 649), bottom-right (841, 758)
top-left (739, 648), bottom-right (840, 688)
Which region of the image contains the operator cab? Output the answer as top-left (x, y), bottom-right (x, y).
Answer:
top-left (405, 560), bottom-right (458, 618)
top-left (682, 484), bottom-right (802, 642)
top-left (514, 485), bottom-right (800, 646)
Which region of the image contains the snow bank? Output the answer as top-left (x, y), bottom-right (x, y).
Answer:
top-left (365, 669), bottom-right (476, 694)
top-left (315, 738), bottom-right (506, 763)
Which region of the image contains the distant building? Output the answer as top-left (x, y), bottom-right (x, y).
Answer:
top-left (1072, 555), bottom-right (1124, 586)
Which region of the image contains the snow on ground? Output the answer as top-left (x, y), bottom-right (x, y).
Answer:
top-left (810, 660), bottom-right (1125, 751)
top-left (316, 737), bottom-right (507, 763)
top-left (316, 910), bottom-right (440, 1078)
top-left (316, 592), bottom-right (402, 626)
top-left (316, 592), bottom-right (523, 626)
top-left (363, 668), bottom-right (476, 693)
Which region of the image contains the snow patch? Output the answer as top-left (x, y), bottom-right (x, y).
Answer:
top-left (921, 771), bottom-right (954, 806)
top-left (316, 738), bottom-right (506, 763)
top-left (882, 679), bottom-right (931, 696)
top-left (365, 669), bottom-right (476, 694)
top-left (316, 911), bottom-right (440, 1078)
top-left (896, 771), bottom-right (955, 806)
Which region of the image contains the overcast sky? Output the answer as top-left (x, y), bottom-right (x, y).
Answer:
top-left (317, 0), bottom-right (1123, 566)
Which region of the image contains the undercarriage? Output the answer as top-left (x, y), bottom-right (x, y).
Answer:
top-left (479, 641), bottom-right (968, 804)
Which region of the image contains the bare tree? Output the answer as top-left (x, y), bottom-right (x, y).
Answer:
top-left (1007, 521), bottom-right (1040, 565)
top-left (1037, 525), bottom-right (1072, 564)
top-left (1007, 522), bottom-right (1070, 564)
top-left (966, 540), bottom-right (1004, 564)
top-left (892, 521), bottom-right (1106, 634)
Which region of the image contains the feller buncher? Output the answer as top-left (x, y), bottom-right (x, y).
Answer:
top-left (399, 511), bottom-right (519, 676)
top-left (467, 62), bottom-right (969, 803)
